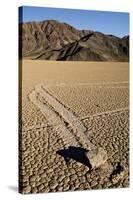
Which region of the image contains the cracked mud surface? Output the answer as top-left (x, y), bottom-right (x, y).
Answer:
top-left (19, 61), bottom-right (129, 194)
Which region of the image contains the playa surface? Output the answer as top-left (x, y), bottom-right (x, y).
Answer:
top-left (19, 60), bottom-right (129, 194)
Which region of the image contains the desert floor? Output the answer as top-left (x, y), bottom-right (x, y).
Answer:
top-left (19, 60), bottom-right (129, 194)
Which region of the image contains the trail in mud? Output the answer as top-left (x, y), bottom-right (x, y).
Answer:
top-left (81, 107), bottom-right (129, 120)
top-left (29, 84), bottom-right (95, 150)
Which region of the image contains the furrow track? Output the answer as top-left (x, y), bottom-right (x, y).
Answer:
top-left (81, 107), bottom-right (129, 120)
top-left (29, 84), bottom-right (95, 150)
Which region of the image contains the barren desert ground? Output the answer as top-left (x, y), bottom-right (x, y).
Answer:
top-left (19, 60), bottom-right (129, 194)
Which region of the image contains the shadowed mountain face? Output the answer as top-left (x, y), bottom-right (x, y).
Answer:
top-left (19, 20), bottom-right (129, 61)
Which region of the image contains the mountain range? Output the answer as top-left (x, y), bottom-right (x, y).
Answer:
top-left (19, 20), bottom-right (129, 61)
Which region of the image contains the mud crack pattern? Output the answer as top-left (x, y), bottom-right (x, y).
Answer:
top-left (19, 81), bottom-right (129, 194)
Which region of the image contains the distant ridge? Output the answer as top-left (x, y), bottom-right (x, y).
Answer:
top-left (19, 20), bottom-right (129, 61)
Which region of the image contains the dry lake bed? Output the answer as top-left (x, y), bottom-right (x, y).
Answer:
top-left (19, 60), bottom-right (129, 194)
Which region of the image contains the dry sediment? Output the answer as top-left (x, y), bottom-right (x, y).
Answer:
top-left (19, 61), bottom-right (129, 194)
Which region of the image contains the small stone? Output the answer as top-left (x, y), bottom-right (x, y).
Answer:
top-left (86, 147), bottom-right (108, 168)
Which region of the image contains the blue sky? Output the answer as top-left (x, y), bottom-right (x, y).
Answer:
top-left (19, 6), bottom-right (129, 38)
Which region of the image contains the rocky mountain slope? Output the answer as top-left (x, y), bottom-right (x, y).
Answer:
top-left (19, 20), bottom-right (129, 61)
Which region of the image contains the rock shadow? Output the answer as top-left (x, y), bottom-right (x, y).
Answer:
top-left (57, 146), bottom-right (91, 168)
top-left (109, 162), bottom-right (124, 180)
